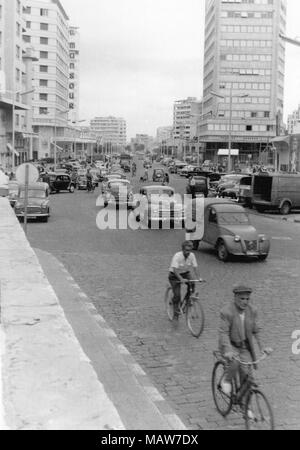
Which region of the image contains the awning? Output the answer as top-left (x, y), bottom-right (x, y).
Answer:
top-left (218, 149), bottom-right (239, 156)
top-left (271, 136), bottom-right (290, 144)
top-left (7, 143), bottom-right (20, 157)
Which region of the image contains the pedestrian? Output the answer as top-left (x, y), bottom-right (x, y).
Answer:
top-left (164, 172), bottom-right (169, 184)
top-left (185, 193), bottom-right (205, 251)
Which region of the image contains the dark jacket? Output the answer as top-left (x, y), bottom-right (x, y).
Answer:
top-left (219, 303), bottom-right (263, 362)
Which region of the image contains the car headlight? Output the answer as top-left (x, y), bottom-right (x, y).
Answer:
top-left (259, 235), bottom-right (267, 242)
top-left (234, 235), bottom-right (241, 242)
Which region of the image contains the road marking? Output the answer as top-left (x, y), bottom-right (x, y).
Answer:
top-left (272, 237), bottom-right (292, 241)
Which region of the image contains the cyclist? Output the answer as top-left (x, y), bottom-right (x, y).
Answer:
top-left (219, 284), bottom-right (273, 396)
top-left (169, 241), bottom-right (202, 319)
top-left (86, 169), bottom-right (93, 192)
top-left (132, 162), bottom-right (137, 177)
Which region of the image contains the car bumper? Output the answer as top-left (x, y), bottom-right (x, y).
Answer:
top-left (16, 213), bottom-right (49, 218)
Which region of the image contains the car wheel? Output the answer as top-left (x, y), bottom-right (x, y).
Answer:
top-left (258, 254), bottom-right (268, 262)
top-left (280, 201), bottom-right (291, 215)
top-left (256, 205), bottom-right (265, 213)
top-left (217, 240), bottom-right (229, 262)
top-left (69, 185), bottom-right (75, 193)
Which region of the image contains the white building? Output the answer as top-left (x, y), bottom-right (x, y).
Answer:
top-left (90, 116), bottom-right (127, 150)
top-left (173, 97), bottom-right (202, 142)
top-left (287, 106), bottom-right (300, 135)
top-left (156, 126), bottom-right (173, 143)
top-left (24, 0), bottom-right (70, 159)
top-left (200, 0), bottom-right (287, 165)
top-left (0, 0), bottom-right (36, 170)
top-left (68, 25), bottom-right (80, 124)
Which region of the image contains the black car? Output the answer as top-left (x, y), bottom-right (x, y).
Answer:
top-left (186, 176), bottom-right (209, 197)
top-left (153, 169), bottom-right (165, 182)
top-left (48, 173), bottom-right (76, 194)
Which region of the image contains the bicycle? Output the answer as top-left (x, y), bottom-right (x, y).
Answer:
top-left (211, 350), bottom-right (274, 430)
top-left (164, 280), bottom-right (205, 338)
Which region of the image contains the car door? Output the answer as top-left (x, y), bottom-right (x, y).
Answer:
top-left (204, 207), bottom-right (219, 245)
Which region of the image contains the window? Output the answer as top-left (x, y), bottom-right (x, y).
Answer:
top-left (40, 51), bottom-right (48, 59)
top-left (40, 79), bottom-right (48, 87)
top-left (26, 21), bottom-right (31, 29)
top-left (40, 23), bottom-right (48, 31)
top-left (40, 37), bottom-right (48, 45)
top-left (40, 65), bottom-right (48, 73)
top-left (39, 107), bottom-right (48, 115)
top-left (246, 125), bottom-right (252, 131)
top-left (23, 35), bottom-right (31, 43)
top-left (40, 9), bottom-right (48, 16)
top-left (39, 93), bottom-right (48, 101)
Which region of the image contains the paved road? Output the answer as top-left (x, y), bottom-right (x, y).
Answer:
top-left (26, 161), bottom-right (300, 430)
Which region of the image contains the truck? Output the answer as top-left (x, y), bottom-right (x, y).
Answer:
top-left (251, 173), bottom-right (300, 215)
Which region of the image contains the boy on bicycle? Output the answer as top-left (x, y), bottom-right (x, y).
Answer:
top-left (169, 241), bottom-right (202, 319)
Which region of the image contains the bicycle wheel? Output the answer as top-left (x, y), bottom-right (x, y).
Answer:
top-left (245, 389), bottom-right (274, 430)
top-left (186, 298), bottom-right (205, 338)
top-left (211, 361), bottom-right (233, 417)
top-left (164, 287), bottom-right (175, 321)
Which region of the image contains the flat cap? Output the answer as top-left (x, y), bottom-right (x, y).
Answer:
top-left (233, 284), bottom-right (252, 294)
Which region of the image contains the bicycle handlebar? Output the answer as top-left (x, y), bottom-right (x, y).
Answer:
top-left (233, 351), bottom-right (272, 366)
top-left (178, 279), bottom-right (206, 284)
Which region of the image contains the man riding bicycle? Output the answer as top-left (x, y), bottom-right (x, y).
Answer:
top-left (219, 284), bottom-right (273, 396)
top-left (169, 241), bottom-right (202, 319)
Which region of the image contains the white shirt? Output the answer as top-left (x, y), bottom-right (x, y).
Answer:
top-left (169, 251), bottom-right (198, 274)
top-left (239, 312), bottom-right (246, 341)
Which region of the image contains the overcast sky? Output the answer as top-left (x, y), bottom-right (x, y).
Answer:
top-left (62, 0), bottom-right (300, 139)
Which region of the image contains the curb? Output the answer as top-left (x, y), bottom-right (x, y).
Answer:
top-left (39, 250), bottom-right (186, 431)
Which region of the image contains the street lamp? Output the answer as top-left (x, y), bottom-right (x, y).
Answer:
top-left (54, 109), bottom-right (69, 171)
top-left (211, 89), bottom-right (249, 173)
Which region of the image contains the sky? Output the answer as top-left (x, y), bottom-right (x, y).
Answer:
top-left (62, 0), bottom-right (300, 139)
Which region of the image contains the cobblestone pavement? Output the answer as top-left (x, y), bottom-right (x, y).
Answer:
top-left (26, 162), bottom-right (300, 430)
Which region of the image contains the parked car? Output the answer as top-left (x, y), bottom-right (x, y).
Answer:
top-left (8, 181), bottom-right (19, 208)
top-left (135, 185), bottom-right (185, 228)
top-left (217, 174), bottom-right (248, 197)
top-left (103, 179), bottom-right (133, 209)
top-left (48, 173), bottom-right (76, 194)
top-left (251, 173), bottom-right (300, 215)
top-left (152, 168), bottom-right (165, 183)
top-left (198, 199), bottom-right (270, 261)
top-left (237, 176), bottom-right (253, 207)
top-left (14, 182), bottom-right (50, 223)
top-left (180, 165), bottom-right (195, 177)
top-left (222, 176), bottom-right (252, 201)
top-left (186, 176), bottom-right (209, 198)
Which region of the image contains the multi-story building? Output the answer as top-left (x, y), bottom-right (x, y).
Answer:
top-left (0, 0), bottom-right (36, 170)
top-left (23, 0), bottom-right (70, 159)
top-left (130, 134), bottom-right (154, 153)
top-left (287, 105), bottom-right (300, 135)
top-left (173, 97), bottom-right (203, 142)
top-left (156, 126), bottom-right (173, 143)
top-left (200, 0), bottom-right (287, 165)
top-left (90, 116), bottom-right (127, 150)
top-left (68, 25), bottom-right (80, 124)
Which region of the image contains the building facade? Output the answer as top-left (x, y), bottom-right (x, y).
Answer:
top-left (156, 126), bottom-right (173, 143)
top-left (24, 0), bottom-right (70, 159)
top-left (200, 0), bottom-right (287, 166)
top-left (173, 97), bottom-right (202, 142)
top-left (68, 25), bottom-right (80, 124)
top-left (0, 0), bottom-right (36, 170)
top-left (287, 105), bottom-right (300, 135)
top-left (90, 116), bottom-right (127, 150)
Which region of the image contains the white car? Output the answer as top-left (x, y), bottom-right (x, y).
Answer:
top-left (135, 185), bottom-right (185, 228)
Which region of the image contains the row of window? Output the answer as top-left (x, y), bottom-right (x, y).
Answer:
top-left (221, 53), bottom-right (272, 62)
top-left (218, 110), bottom-right (270, 119)
top-left (24, 7), bottom-right (49, 17)
top-left (220, 11), bottom-right (273, 19)
top-left (221, 25), bottom-right (272, 33)
top-left (220, 39), bottom-right (273, 48)
top-left (220, 68), bottom-right (272, 76)
top-left (207, 124), bottom-right (274, 132)
top-left (219, 82), bottom-right (271, 90)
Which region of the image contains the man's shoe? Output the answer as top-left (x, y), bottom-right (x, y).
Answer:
top-left (220, 380), bottom-right (232, 396)
top-left (246, 409), bottom-right (255, 420)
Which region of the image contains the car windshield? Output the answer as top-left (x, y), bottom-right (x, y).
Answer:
top-left (20, 190), bottom-right (46, 199)
top-left (146, 189), bottom-right (174, 197)
top-left (217, 212), bottom-right (250, 225)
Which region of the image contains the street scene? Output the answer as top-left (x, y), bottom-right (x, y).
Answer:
top-left (1, 0), bottom-right (300, 433)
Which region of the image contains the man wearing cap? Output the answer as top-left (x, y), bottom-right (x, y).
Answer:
top-left (219, 284), bottom-right (272, 395)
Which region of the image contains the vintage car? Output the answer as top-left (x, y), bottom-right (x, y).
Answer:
top-left (48, 173), bottom-right (76, 194)
top-left (152, 169), bottom-right (165, 183)
top-left (135, 185), bottom-right (185, 228)
top-left (217, 174), bottom-right (248, 197)
top-left (186, 176), bottom-right (209, 198)
top-left (198, 199), bottom-right (270, 261)
top-left (222, 176), bottom-right (252, 202)
top-left (77, 174), bottom-right (88, 190)
top-left (14, 182), bottom-right (50, 222)
top-left (103, 179), bottom-right (134, 209)
top-left (8, 181), bottom-right (19, 208)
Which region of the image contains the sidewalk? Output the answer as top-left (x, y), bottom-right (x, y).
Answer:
top-left (0, 198), bottom-right (186, 430)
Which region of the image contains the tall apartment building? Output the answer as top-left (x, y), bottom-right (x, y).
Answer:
top-left (287, 105), bottom-right (300, 135)
top-left (0, 0), bottom-right (36, 169)
top-left (90, 116), bottom-right (127, 149)
top-left (200, 0), bottom-right (287, 164)
top-left (173, 97), bottom-right (203, 141)
top-left (23, 0), bottom-right (70, 159)
top-left (68, 25), bottom-right (80, 124)
top-left (156, 126), bottom-right (173, 143)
